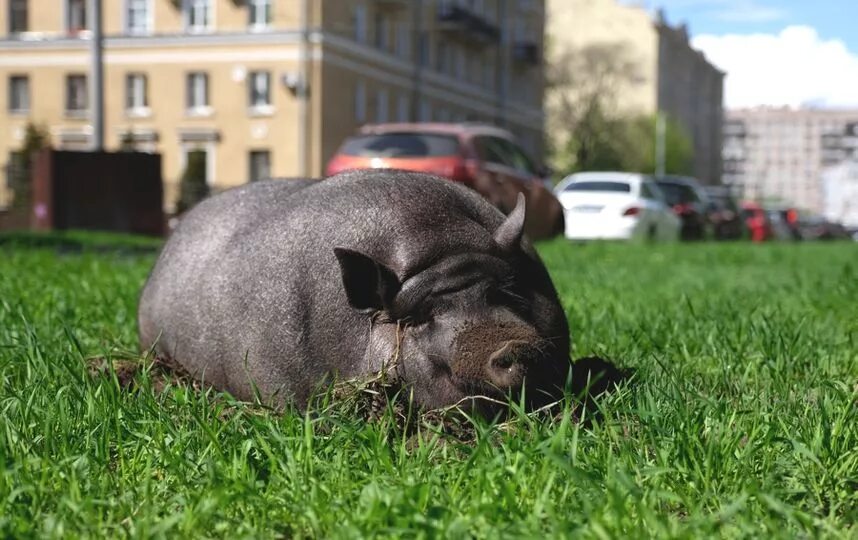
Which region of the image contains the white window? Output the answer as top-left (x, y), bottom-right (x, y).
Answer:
top-left (249, 150), bottom-right (271, 182)
top-left (354, 80), bottom-right (366, 123)
top-left (397, 94), bottom-right (409, 122)
top-left (125, 73), bottom-right (148, 113)
top-left (375, 88), bottom-right (388, 123)
top-left (248, 71), bottom-right (271, 109)
top-left (248, 0), bottom-right (271, 29)
top-left (184, 0), bottom-right (212, 33)
top-left (10, 0), bottom-right (27, 33)
top-left (8, 76), bottom-right (29, 113)
top-left (186, 72), bottom-right (209, 113)
top-left (126, 0), bottom-right (151, 35)
top-left (65, 74), bottom-right (87, 113)
top-left (66, 0), bottom-right (87, 34)
top-left (353, 4), bottom-right (367, 43)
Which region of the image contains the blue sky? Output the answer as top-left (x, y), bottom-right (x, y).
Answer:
top-left (641, 0), bottom-right (858, 50)
top-left (621, 1), bottom-right (858, 108)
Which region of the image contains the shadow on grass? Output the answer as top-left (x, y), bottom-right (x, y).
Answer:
top-left (0, 230), bottom-right (162, 255)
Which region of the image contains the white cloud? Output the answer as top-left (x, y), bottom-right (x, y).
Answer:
top-left (692, 26), bottom-right (858, 108)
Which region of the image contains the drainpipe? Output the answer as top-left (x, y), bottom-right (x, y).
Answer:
top-left (90, 0), bottom-right (104, 151)
top-left (298, 0), bottom-right (310, 176)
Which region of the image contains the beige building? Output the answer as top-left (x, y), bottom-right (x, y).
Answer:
top-left (0, 0), bottom-right (546, 210)
top-left (546, 0), bottom-right (724, 184)
top-left (724, 107), bottom-right (858, 213)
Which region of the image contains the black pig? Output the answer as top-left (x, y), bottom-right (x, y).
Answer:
top-left (138, 171), bottom-right (571, 416)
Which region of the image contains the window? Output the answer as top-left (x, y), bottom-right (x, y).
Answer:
top-left (8, 76), bottom-right (29, 113)
top-left (248, 71), bottom-right (271, 109)
top-left (65, 74), bottom-right (88, 113)
top-left (67, 0), bottom-right (87, 34)
top-left (181, 147), bottom-right (211, 186)
top-left (184, 0), bottom-right (212, 33)
top-left (563, 181), bottom-right (632, 193)
top-left (186, 72), bottom-right (209, 112)
top-left (397, 94), bottom-right (409, 122)
top-left (375, 89), bottom-right (388, 123)
top-left (374, 12), bottom-right (389, 50)
top-left (248, 0), bottom-right (271, 29)
top-left (353, 4), bottom-right (367, 43)
top-left (418, 100), bottom-right (431, 122)
top-left (249, 150), bottom-right (271, 182)
top-left (339, 133), bottom-right (459, 158)
top-left (9, 0), bottom-right (27, 33)
top-left (125, 73), bottom-right (148, 112)
top-left (354, 80), bottom-right (366, 123)
top-left (126, 0), bottom-right (151, 34)
top-left (395, 22), bottom-right (410, 58)
top-left (436, 41), bottom-right (448, 73)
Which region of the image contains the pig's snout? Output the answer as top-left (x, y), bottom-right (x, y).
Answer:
top-left (486, 339), bottom-right (538, 390)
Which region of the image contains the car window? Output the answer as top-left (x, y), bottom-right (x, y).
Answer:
top-left (562, 181), bottom-right (631, 193)
top-left (339, 133), bottom-right (460, 158)
top-left (640, 181), bottom-right (662, 201)
top-left (656, 182), bottom-right (699, 205)
top-left (499, 139), bottom-right (537, 175)
top-left (473, 136), bottom-right (509, 167)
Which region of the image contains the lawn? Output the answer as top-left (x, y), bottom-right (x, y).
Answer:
top-left (1, 234), bottom-right (856, 538)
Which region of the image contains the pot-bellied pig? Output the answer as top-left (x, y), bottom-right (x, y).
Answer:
top-left (138, 170), bottom-right (572, 416)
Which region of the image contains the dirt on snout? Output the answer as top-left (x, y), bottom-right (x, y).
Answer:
top-left (452, 321), bottom-right (540, 380)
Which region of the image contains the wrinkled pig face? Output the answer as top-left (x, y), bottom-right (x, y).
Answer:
top-left (334, 248), bottom-right (568, 416)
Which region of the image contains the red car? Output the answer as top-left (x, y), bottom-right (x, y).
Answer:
top-left (740, 201), bottom-right (773, 242)
top-left (326, 123), bottom-right (564, 240)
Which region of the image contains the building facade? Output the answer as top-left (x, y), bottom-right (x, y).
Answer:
top-left (724, 107), bottom-right (858, 214)
top-left (545, 0), bottom-right (724, 184)
top-left (0, 0), bottom-right (546, 210)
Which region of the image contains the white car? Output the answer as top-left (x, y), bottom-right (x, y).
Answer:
top-left (554, 172), bottom-right (681, 241)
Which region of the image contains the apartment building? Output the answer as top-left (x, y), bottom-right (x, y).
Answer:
top-left (545, 0), bottom-right (724, 184)
top-left (724, 107), bottom-right (858, 213)
top-left (0, 0), bottom-right (546, 210)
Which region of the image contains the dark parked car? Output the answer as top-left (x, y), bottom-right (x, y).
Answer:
top-left (704, 186), bottom-right (746, 240)
top-left (798, 216), bottom-right (852, 241)
top-left (325, 123), bottom-right (564, 240)
top-left (654, 175), bottom-right (713, 240)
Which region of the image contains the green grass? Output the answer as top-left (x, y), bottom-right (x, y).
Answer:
top-left (1, 237), bottom-right (856, 538)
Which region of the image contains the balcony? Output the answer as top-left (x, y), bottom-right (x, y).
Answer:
top-left (437, 5), bottom-right (500, 47)
top-left (512, 41), bottom-right (540, 65)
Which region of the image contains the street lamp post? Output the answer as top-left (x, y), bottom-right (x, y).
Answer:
top-left (90, 0), bottom-right (104, 152)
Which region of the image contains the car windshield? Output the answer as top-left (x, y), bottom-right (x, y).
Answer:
top-left (339, 133), bottom-right (460, 158)
top-left (656, 182), bottom-right (697, 205)
top-left (563, 181), bottom-right (631, 193)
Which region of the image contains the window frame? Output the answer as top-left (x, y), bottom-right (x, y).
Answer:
top-left (125, 72), bottom-right (150, 116)
top-left (185, 72), bottom-right (211, 116)
top-left (248, 150), bottom-right (271, 183)
top-left (8, 75), bottom-right (30, 114)
top-left (124, 0), bottom-right (152, 35)
top-left (248, 70), bottom-right (272, 114)
top-left (248, 0), bottom-right (271, 31)
top-left (183, 0), bottom-right (213, 34)
top-left (65, 73), bottom-right (88, 116)
top-left (9, 0), bottom-right (28, 34)
top-left (65, 0), bottom-right (88, 35)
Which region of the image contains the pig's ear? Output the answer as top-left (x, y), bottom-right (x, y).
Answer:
top-left (494, 193), bottom-right (526, 251)
top-left (334, 248), bottom-right (401, 312)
